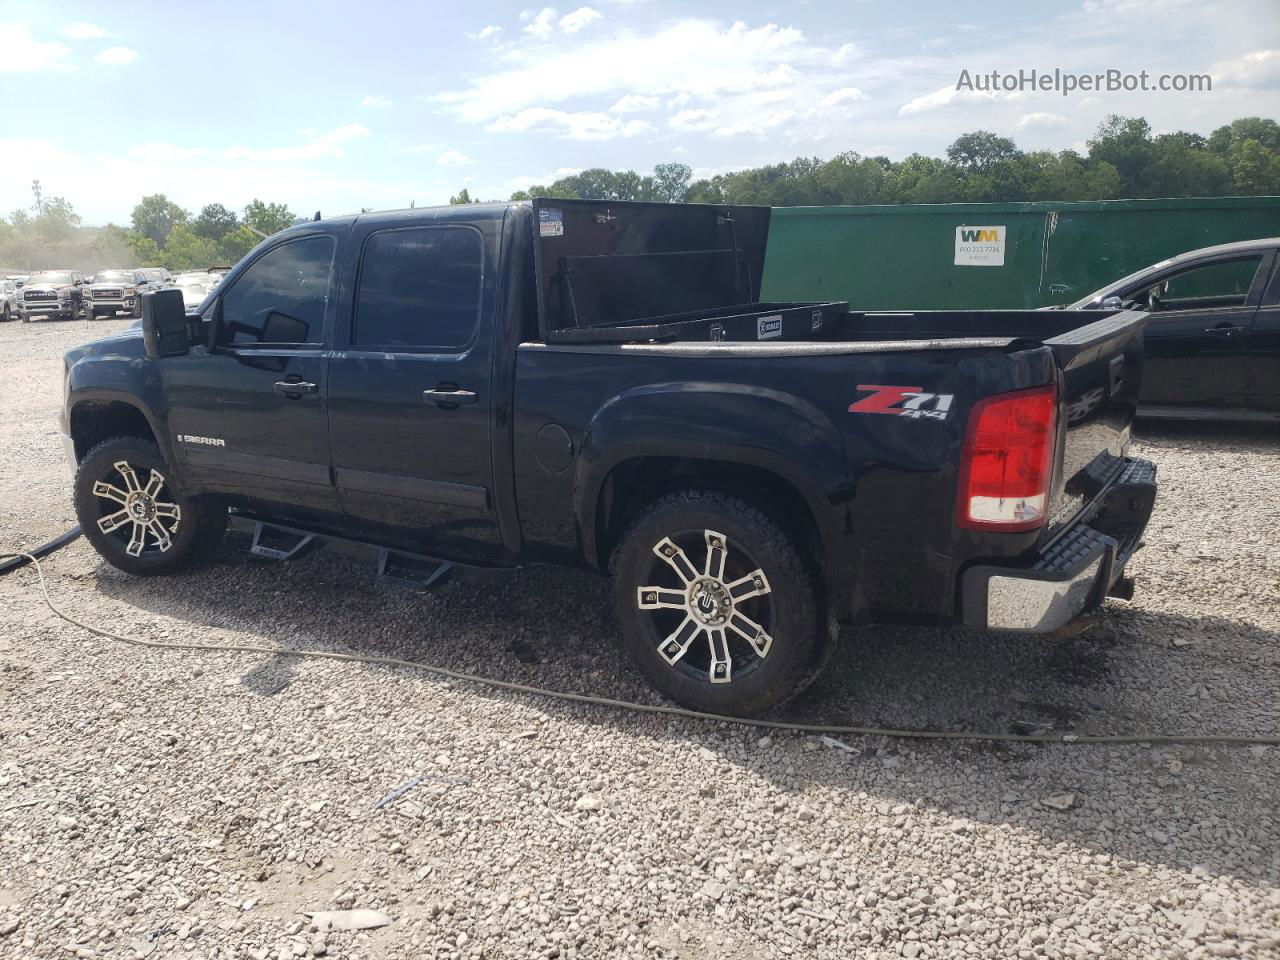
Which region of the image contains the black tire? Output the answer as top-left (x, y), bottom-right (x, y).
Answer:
top-left (74, 436), bottom-right (226, 576)
top-left (611, 491), bottom-right (825, 716)
top-left (2, 304), bottom-right (9, 322)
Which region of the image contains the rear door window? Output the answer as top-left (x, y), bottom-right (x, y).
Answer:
top-left (353, 226), bottom-right (483, 351)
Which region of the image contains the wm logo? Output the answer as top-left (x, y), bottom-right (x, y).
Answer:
top-left (960, 228), bottom-right (1000, 242)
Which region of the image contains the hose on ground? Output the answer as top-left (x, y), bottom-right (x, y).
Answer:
top-left (4, 551), bottom-right (1279, 747)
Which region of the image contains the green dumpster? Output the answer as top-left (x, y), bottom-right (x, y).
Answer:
top-left (761, 196), bottom-right (1280, 310)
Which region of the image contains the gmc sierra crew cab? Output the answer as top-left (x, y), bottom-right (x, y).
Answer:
top-left (61, 199), bottom-right (1158, 716)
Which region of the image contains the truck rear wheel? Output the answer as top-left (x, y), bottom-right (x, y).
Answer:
top-left (74, 436), bottom-right (226, 576)
top-left (612, 491), bottom-right (825, 717)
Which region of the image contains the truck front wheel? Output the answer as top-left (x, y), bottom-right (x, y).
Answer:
top-left (74, 436), bottom-right (227, 576)
top-left (612, 491), bottom-right (825, 717)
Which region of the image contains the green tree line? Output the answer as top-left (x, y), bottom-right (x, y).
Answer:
top-left (0, 194), bottom-right (298, 274)
top-left (474, 115), bottom-right (1279, 206)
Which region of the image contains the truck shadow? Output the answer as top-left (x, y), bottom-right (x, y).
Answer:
top-left (88, 537), bottom-right (1278, 886)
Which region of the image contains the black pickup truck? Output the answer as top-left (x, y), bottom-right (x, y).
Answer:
top-left (61, 199), bottom-right (1158, 715)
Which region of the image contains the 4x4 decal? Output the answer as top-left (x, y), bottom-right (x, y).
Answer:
top-left (848, 384), bottom-right (955, 421)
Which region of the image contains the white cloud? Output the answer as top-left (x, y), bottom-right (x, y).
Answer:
top-left (127, 142), bottom-right (207, 162)
top-left (609, 94), bottom-right (660, 112)
top-left (669, 108), bottom-right (713, 131)
top-left (468, 25), bottom-right (502, 40)
top-left (0, 24), bottom-right (73, 71)
top-left (1016, 111), bottom-right (1069, 130)
top-left (818, 87), bottom-right (866, 108)
top-left (59, 22), bottom-right (107, 40)
top-left (897, 82), bottom-right (1016, 116)
top-left (435, 18), bottom-right (840, 141)
top-left (437, 149), bottom-right (473, 166)
top-left (1211, 49), bottom-right (1280, 89)
top-left (94, 46), bottom-right (138, 65)
top-left (709, 109), bottom-right (795, 138)
top-left (1079, 0), bottom-right (1198, 17)
top-left (361, 95), bottom-right (391, 108)
top-left (224, 123), bottom-right (370, 163)
top-left (488, 108), bottom-right (653, 140)
top-left (523, 7), bottom-right (557, 39)
top-left (559, 6), bottom-right (601, 33)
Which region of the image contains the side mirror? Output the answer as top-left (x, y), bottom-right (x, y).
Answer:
top-left (142, 289), bottom-right (191, 358)
top-left (1099, 295), bottom-right (1123, 310)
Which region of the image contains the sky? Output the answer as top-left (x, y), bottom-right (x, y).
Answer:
top-left (1, 0), bottom-right (1278, 226)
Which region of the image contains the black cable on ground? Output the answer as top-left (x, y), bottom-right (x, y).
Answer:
top-left (4, 551), bottom-right (1279, 747)
top-left (0, 526), bottom-right (82, 577)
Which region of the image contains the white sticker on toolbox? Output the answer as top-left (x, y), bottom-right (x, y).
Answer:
top-left (539, 207), bottom-right (563, 237)
top-left (954, 225), bottom-right (1005, 266)
top-left (757, 314), bottom-right (782, 339)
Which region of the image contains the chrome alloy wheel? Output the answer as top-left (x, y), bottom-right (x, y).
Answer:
top-left (636, 529), bottom-right (773, 684)
top-left (92, 460), bottom-right (182, 557)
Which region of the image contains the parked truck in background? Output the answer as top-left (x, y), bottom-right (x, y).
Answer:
top-left (19, 269), bottom-right (87, 321)
top-left (86, 269), bottom-right (147, 319)
top-left (59, 200), bottom-right (1158, 715)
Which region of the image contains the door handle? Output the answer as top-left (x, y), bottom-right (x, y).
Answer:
top-left (1204, 324), bottom-right (1247, 337)
top-left (423, 386), bottom-right (478, 407)
top-left (273, 379), bottom-right (318, 396)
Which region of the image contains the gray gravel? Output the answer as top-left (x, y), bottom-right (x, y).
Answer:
top-left (1, 316), bottom-right (1278, 960)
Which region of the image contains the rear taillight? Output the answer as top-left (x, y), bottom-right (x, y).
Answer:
top-left (956, 384), bottom-right (1058, 532)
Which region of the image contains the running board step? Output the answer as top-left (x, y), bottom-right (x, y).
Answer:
top-left (377, 548), bottom-right (454, 592)
top-left (250, 521), bottom-right (318, 561)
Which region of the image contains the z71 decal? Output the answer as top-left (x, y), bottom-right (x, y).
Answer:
top-left (848, 385), bottom-right (955, 421)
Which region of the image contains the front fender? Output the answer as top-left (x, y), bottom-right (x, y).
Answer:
top-left (65, 344), bottom-right (175, 475)
top-left (574, 381), bottom-right (853, 569)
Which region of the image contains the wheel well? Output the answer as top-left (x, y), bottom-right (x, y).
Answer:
top-left (70, 401), bottom-right (157, 461)
top-left (596, 457), bottom-right (825, 580)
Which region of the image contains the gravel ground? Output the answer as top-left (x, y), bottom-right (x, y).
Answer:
top-left (1, 316), bottom-right (1277, 960)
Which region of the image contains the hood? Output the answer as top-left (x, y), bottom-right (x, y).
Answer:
top-left (23, 282), bottom-right (74, 294)
top-left (64, 324), bottom-right (145, 366)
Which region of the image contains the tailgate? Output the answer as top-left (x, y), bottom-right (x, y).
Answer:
top-left (1041, 309), bottom-right (1148, 536)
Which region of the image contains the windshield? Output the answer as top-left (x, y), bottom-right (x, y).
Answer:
top-left (93, 270), bottom-right (137, 283)
top-left (28, 271), bottom-right (75, 284)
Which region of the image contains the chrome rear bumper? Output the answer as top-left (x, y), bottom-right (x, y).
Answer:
top-left (961, 458), bottom-right (1157, 633)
